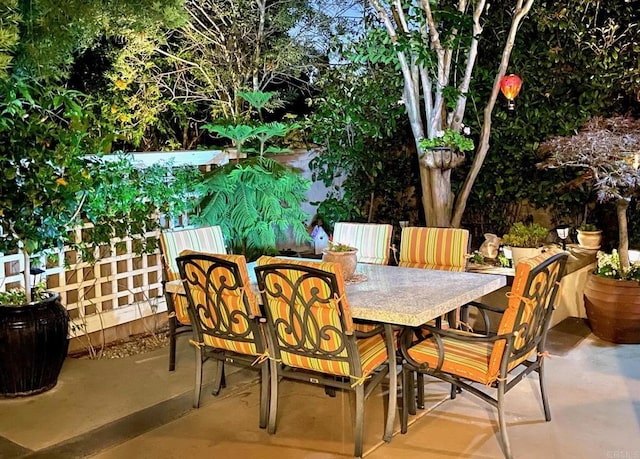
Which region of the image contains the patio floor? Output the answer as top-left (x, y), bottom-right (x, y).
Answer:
top-left (1, 318), bottom-right (639, 459)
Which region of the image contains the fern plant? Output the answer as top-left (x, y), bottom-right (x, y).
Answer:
top-left (196, 156), bottom-right (310, 259)
top-left (197, 90), bottom-right (311, 258)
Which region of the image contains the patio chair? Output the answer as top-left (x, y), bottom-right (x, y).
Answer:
top-left (333, 222), bottom-right (394, 334)
top-left (399, 251), bottom-right (568, 459)
top-left (176, 251), bottom-right (269, 428)
top-left (398, 226), bottom-right (470, 271)
top-left (332, 222), bottom-right (393, 265)
top-left (399, 226), bottom-right (471, 332)
top-left (159, 226), bottom-right (227, 371)
top-left (254, 256), bottom-right (397, 458)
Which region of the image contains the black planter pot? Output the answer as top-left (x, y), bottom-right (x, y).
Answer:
top-left (0, 292), bottom-right (69, 397)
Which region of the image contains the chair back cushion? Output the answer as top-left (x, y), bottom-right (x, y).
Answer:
top-left (332, 223), bottom-right (393, 265)
top-left (159, 226), bottom-right (226, 324)
top-left (488, 251), bottom-right (567, 379)
top-left (160, 226), bottom-right (227, 281)
top-left (255, 256), bottom-right (359, 377)
top-left (176, 251), bottom-right (264, 356)
top-left (398, 227), bottom-right (469, 271)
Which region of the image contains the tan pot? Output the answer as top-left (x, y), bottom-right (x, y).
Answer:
top-left (584, 272), bottom-right (640, 344)
top-left (577, 230), bottom-right (602, 250)
top-left (421, 147), bottom-right (465, 169)
top-left (510, 247), bottom-right (544, 267)
top-left (322, 249), bottom-right (358, 280)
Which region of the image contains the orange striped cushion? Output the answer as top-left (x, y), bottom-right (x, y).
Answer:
top-left (357, 333), bottom-right (389, 378)
top-left (257, 256), bottom-right (361, 376)
top-left (407, 333), bottom-right (494, 385)
top-left (399, 227), bottom-right (469, 270)
top-left (333, 223), bottom-right (393, 265)
top-left (180, 252), bottom-right (261, 356)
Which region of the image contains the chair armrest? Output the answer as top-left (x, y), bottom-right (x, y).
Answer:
top-left (400, 324), bottom-right (516, 373)
top-left (164, 279), bottom-right (186, 296)
top-left (465, 300), bottom-right (506, 314)
top-left (420, 323), bottom-right (512, 343)
top-left (354, 321), bottom-right (385, 339)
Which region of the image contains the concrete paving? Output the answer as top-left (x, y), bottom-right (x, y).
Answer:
top-left (1, 318), bottom-right (639, 459)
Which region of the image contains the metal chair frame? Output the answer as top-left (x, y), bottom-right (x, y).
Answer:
top-left (400, 252), bottom-right (568, 459)
top-left (177, 253), bottom-right (269, 428)
top-left (255, 262), bottom-right (396, 459)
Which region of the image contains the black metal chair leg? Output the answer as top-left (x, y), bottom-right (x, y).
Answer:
top-left (417, 372), bottom-right (425, 409)
top-left (168, 316), bottom-right (177, 371)
top-left (211, 361), bottom-right (225, 396)
top-left (401, 366), bottom-right (411, 434)
top-left (497, 382), bottom-right (513, 459)
top-left (193, 347), bottom-right (203, 408)
top-left (538, 361), bottom-right (551, 421)
top-left (259, 361), bottom-right (269, 429)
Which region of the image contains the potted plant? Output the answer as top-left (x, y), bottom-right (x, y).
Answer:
top-left (501, 222), bottom-right (549, 266)
top-left (321, 242), bottom-right (359, 280)
top-left (0, 78), bottom-right (200, 396)
top-left (576, 223), bottom-right (602, 250)
top-left (419, 126), bottom-right (475, 170)
top-left (539, 115), bottom-right (640, 343)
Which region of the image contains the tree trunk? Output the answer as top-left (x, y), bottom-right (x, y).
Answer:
top-left (617, 198), bottom-right (630, 271)
top-left (419, 163), bottom-right (453, 227)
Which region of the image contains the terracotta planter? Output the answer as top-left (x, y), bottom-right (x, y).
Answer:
top-left (322, 249), bottom-right (358, 280)
top-left (584, 272), bottom-right (640, 344)
top-left (577, 230), bottom-right (602, 250)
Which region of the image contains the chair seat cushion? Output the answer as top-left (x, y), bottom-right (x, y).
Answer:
top-left (357, 333), bottom-right (389, 378)
top-left (407, 332), bottom-right (495, 385)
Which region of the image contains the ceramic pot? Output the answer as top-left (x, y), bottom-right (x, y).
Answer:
top-left (510, 247), bottom-right (543, 267)
top-left (322, 249), bottom-right (358, 280)
top-left (577, 230), bottom-right (602, 250)
top-left (584, 272), bottom-right (640, 344)
top-left (0, 292), bottom-right (69, 397)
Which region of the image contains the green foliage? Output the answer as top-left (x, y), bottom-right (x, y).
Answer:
top-left (79, 154), bottom-right (202, 262)
top-left (502, 222), bottom-right (549, 248)
top-left (203, 91), bottom-right (299, 157)
top-left (0, 281), bottom-right (47, 306)
top-left (326, 242), bottom-right (355, 252)
top-left (420, 129), bottom-right (474, 152)
top-left (461, 0), bottom-right (640, 237)
top-left (0, 76), bottom-right (201, 301)
top-left (197, 91), bottom-right (310, 258)
top-left (0, 0), bottom-right (19, 80)
top-left (0, 77), bottom-right (94, 256)
top-left (12, 0), bottom-right (185, 82)
top-left (195, 157), bottom-right (311, 259)
top-left (308, 38), bottom-right (416, 227)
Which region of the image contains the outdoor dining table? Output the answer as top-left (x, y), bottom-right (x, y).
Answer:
top-left (248, 260), bottom-right (507, 326)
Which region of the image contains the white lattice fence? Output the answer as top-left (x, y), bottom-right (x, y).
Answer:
top-left (0, 227), bottom-right (166, 337)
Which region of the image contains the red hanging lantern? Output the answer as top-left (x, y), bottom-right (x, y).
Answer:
top-left (500, 74), bottom-right (522, 110)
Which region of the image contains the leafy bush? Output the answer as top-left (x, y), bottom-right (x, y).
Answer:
top-left (502, 222), bottom-right (548, 248)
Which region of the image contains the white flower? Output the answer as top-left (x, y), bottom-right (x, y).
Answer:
top-left (463, 126), bottom-right (471, 135)
top-left (435, 130), bottom-right (445, 138)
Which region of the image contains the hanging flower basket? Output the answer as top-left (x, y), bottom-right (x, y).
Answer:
top-left (421, 147), bottom-right (465, 170)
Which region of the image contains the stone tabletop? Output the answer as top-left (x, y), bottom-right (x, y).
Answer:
top-left (343, 264), bottom-right (506, 326)
top-left (249, 261), bottom-right (506, 327)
